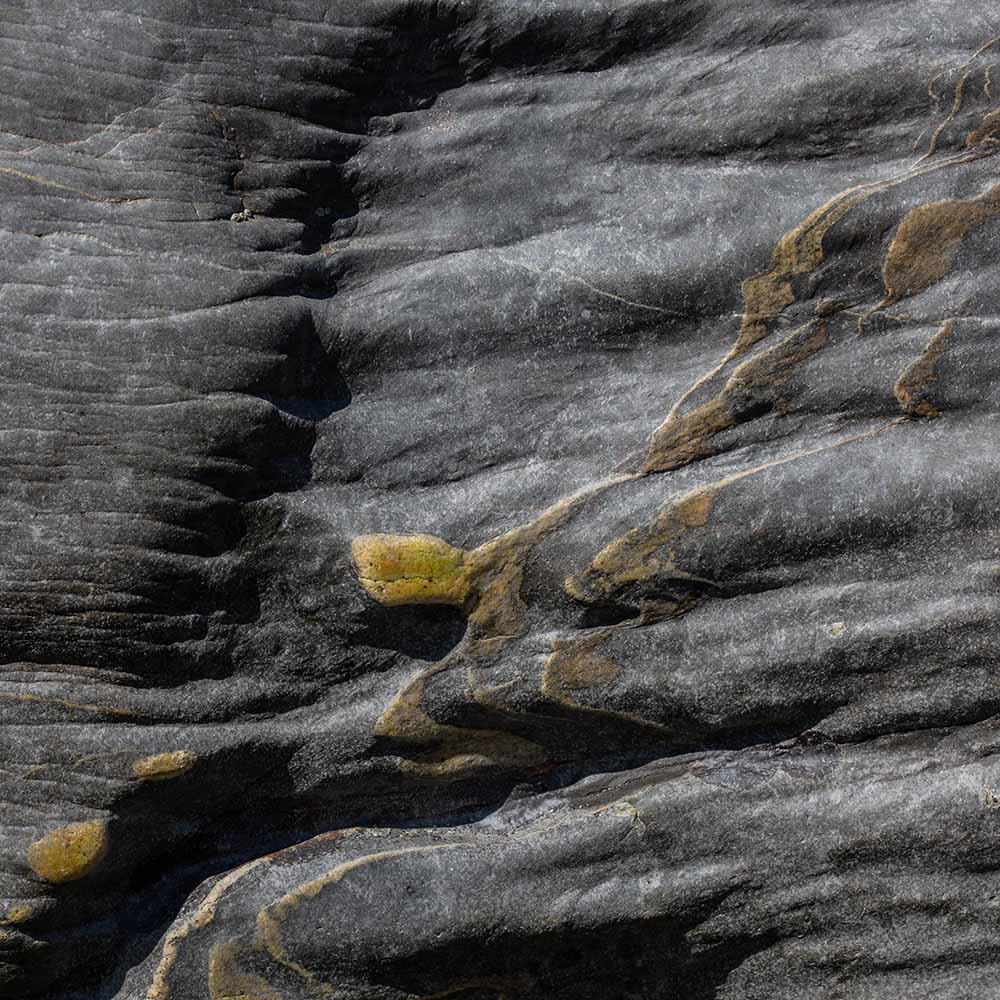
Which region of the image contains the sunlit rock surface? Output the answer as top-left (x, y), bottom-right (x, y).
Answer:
top-left (4, 2), bottom-right (1000, 997)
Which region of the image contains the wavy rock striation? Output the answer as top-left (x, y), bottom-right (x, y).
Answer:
top-left (3, 2), bottom-right (1000, 997)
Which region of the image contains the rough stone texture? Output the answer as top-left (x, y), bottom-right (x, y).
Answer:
top-left (4, 1), bottom-right (1000, 997)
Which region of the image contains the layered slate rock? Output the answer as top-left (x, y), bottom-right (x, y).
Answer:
top-left (3, 1), bottom-right (1000, 997)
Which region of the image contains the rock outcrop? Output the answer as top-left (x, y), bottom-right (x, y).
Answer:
top-left (4, 2), bottom-right (1000, 997)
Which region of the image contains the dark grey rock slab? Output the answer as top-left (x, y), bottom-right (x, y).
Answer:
top-left (3, 1), bottom-right (1000, 997)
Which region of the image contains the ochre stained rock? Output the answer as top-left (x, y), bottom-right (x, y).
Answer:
top-left (735, 144), bottom-right (987, 354)
top-left (207, 938), bottom-right (284, 1000)
top-left (881, 186), bottom-right (1000, 305)
top-left (133, 750), bottom-right (198, 781)
top-left (644, 322), bottom-right (829, 473)
top-left (566, 486), bottom-right (718, 606)
top-left (894, 322), bottom-right (955, 418)
top-left (374, 667), bottom-right (547, 779)
top-left (738, 188), bottom-right (868, 352)
top-left (542, 637), bottom-right (624, 709)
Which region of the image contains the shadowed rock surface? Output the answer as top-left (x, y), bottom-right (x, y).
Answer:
top-left (4, 1), bottom-right (1000, 997)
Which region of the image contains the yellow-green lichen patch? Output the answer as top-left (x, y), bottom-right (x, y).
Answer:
top-left (352, 533), bottom-right (471, 607)
top-left (133, 750), bottom-right (198, 781)
top-left (0, 902), bottom-right (38, 926)
top-left (27, 819), bottom-right (109, 884)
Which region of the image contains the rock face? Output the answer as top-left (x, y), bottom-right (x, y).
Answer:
top-left (4, 1), bottom-right (1000, 997)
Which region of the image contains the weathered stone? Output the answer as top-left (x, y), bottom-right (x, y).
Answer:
top-left (4, 2), bottom-right (1000, 997)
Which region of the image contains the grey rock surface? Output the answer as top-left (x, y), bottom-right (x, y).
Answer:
top-left (4, 1), bottom-right (1000, 997)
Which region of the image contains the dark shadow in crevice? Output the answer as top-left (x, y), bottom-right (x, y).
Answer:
top-left (74, 718), bottom-right (793, 1000)
top-left (245, 312), bottom-right (353, 424)
top-left (347, 602), bottom-right (468, 663)
top-left (258, 359), bottom-right (352, 423)
top-left (380, 906), bottom-right (779, 1000)
top-left (577, 602), bottom-right (641, 629)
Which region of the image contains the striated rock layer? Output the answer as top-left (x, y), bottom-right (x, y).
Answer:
top-left (4, 1), bottom-right (1000, 997)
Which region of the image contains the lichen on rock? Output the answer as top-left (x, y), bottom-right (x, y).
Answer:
top-left (27, 820), bottom-right (109, 884)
